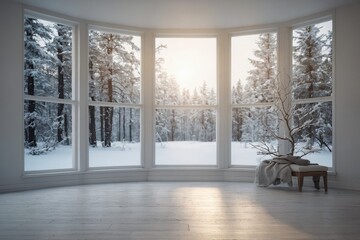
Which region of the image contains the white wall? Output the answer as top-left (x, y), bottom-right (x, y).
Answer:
top-left (1, 0), bottom-right (360, 192)
top-left (333, 3), bottom-right (360, 190)
top-left (0, 0), bottom-right (24, 189)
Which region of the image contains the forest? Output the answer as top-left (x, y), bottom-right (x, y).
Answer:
top-left (24, 17), bottom-right (333, 159)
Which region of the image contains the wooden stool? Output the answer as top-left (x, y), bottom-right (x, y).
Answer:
top-left (290, 164), bottom-right (328, 192)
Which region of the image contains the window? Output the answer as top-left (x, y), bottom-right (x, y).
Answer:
top-left (231, 32), bottom-right (278, 166)
top-left (88, 28), bottom-right (141, 168)
top-left (23, 10), bottom-right (333, 175)
top-left (155, 37), bottom-right (217, 165)
top-left (24, 15), bottom-right (75, 172)
top-left (292, 19), bottom-right (333, 167)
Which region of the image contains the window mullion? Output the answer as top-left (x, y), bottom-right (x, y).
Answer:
top-left (24, 95), bottom-right (76, 105)
top-left (78, 20), bottom-right (89, 172)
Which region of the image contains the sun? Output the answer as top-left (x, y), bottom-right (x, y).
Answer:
top-left (157, 37), bottom-right (217, 91)
top-left (175, 65), bottom-right (194, 83)
top-left (167, 52), bottom-right (198, 90)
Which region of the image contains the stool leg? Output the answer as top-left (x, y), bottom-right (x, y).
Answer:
top-left (323, 174), bottom-right (328, 192)
top-left (313, 176), bottom-right (320, 189)
top-left (297, 173), bottom-right (303, 192)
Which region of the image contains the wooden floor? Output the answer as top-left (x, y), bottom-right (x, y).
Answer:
top-left (1, 182), bottom-right (360, 240)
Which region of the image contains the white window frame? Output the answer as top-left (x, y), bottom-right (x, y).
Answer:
top-left (229, 28), bottom-right (279, 167)
top-left (291, 15), bottom-right (335, 170)
top-left (87, 25), bottom-right (143, 170)
top-left (23, 10), bottom-right (79, 174)
top-left (153, 34), bottom-right (219, 167)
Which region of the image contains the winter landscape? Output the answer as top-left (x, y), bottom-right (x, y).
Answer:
top-left (24, 16), bottom-right (333, 172)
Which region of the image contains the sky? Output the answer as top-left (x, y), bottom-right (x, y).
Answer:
top-left (155, 35), bottom-right (258, 93)
top-left (231, 34), bottom-right (259, 86)
top-left (154, 20), bottom-right (332, 95)
top-left (155, 37), bottom-right (217, 91)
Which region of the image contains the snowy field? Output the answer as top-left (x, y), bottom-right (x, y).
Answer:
top-left (155, 141), bottom-right (216, 165)
top-left (89, 141), bottom-right (141, 167)
top-left (25, 141), bottom-right (332, 171)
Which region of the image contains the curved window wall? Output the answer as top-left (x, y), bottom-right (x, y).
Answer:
top-left (23, 9), bottom-right (334, 175)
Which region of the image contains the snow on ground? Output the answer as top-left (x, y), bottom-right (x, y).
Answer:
top-left (24, 145), bottom-right (73, 171)
top-left (231, 142), bottom-right (267, 166)
top-left (25, 141), bottom-right (332, 171)
top-left (155, 141), bottom-right (216, 165)
top-left (89, 141), bottom-right (141, 167)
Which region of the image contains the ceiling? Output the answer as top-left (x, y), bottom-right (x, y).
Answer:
top-left (13, 0), bottom-right (360, 29)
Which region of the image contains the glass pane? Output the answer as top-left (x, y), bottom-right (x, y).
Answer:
top-left (293, 102), bottom-right (332, 167)
top-left (88, 30), bottom-right (141, 104)
top-left (88, 106), bottom-right (141, 167)
top-left (24, 100), bottom-right (73, 171)
top-left (231, 106), bottom-right (278, 165)
top-left (155, 109), bottom-right (216, 165)
top-left (155, 38), bottom-right (217, 106)
top-left (24, 17), bottom-right (72, 99)
top-left (292, 20), bottom-right (333, 99)
top-left (231, 33), bottom-right (277, 104)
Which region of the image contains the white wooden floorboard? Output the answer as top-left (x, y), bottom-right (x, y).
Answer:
top-left (0, 182), bottom-right (360, 240)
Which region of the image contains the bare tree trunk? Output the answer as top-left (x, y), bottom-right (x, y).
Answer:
top-left (89, 105), bottom-right (96, 146)
top-left (104, 43), bottom-right (114, 147)
top-left (129, 108), bottom-right (133, 142)
top-left (104, 106), bottom-right (113, 147)
top-left (235, 108), bottom-right (243, 141)
top-left (100, 106), bottom-right (104, 143)
top-left (63, 113), bottom-right (70, 145)
top-left (56, 28), bottom-right (65, 144)
top-left (118, 108), bottom-right (121, 141)
top-left (27, 62), bottom-right (36, 147)
top-left (57, 103), bottom-right (64, 143)
top-left (104, 78), bottom-right (113, 147)
top-left (122, 107), bottom-right (126, 141)
top-left (89, 60), bottom-right (96, 147)
top-left (170, 109), bottom-right (176, 141)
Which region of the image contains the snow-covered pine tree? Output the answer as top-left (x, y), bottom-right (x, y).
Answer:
top-left (207, 88), bottom-right (216, 141)
top-left (88, 59), bottom-right (97, 147)
top-left (293, 24), bottom-right (332, 150)
top-left (102, 33), bottom-right (116, 147)
top-left (154, 45), bottom-right (174, 142)
top-left (242, 33), bottom-right (277, 143)
top-left (49, 23), bottom-right (72, 145)
top-left (88, 31), bottom-right (101, 147)
top-left (245, 33), bottom-right (277, 103)
top-left (187, 89), bottom-right (199, 141)
top-left (197, 81), bottom-right (216, 141)
top-left (158, 75), bottom-right (180, 141)
top-left (198, 82), bottom-right (208, 141)
top-left (316, 30), bottom-right (333, 149)
top-left (115, 36), bottom-right (140, 143)
top-left (232, 79), bottom-right (244, 141)
top-left (24, 17), bottom-right (52, 148)
top-left (88, 30), bottom-right (140, 147)
top-left (178, 88), bottom-right (191, 140)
